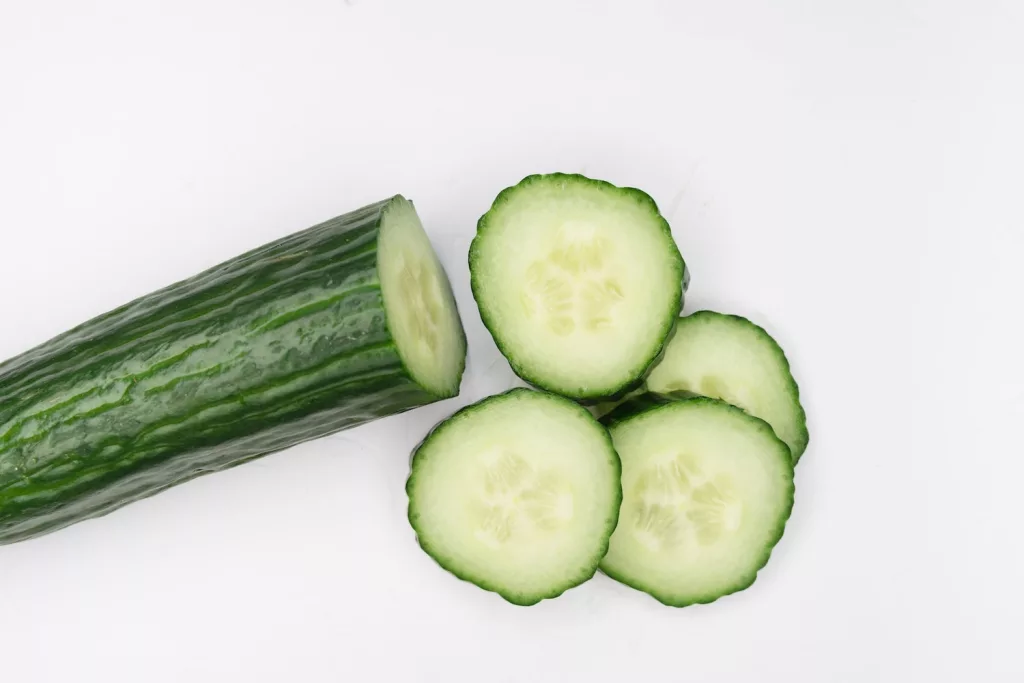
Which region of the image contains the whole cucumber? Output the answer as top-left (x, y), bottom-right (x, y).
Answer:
top-left (0, 196), bottom-right (466, 544)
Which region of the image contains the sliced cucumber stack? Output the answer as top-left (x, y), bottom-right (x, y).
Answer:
top-left (470, 173), bottom-right (687, 400)
top-left (409, 173), bottom-right (809, 608)
top-left (407, 388), bottom-right (621, 605)
top-left (600, 398), bottom-right (794, 606)
top-left (646, 311), bottom-right (809, 461)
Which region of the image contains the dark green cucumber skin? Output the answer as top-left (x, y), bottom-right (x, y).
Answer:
top-left (0, 196), bottom-right (465, 545)
top-left (471, 173), bottom-right (688, 401)
top-left (597, 392), bottom-right (679, 425)
top-left (592, 388), bottom-right (699, 422)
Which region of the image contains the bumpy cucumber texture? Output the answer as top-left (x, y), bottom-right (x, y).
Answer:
top-left (407, 388), bottom-right (622, 605)
top-left (470, 173), bottom-right (687, 400)
top-left (0, 196), bottom-right (466, 544)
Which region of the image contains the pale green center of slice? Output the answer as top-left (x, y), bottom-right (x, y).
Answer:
top-left (396, 257), bottom-right (444, 352)
top-left (630, 453), bottom-right (742, 552)
top-left (471, 452), bottom-right (575, 549)
top-left (519, 226), bottom-right (625, 337)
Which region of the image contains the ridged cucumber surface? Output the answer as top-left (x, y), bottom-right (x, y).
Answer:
top-left (0, 196), bottom-right (466, 544)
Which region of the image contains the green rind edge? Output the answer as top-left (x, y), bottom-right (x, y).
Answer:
top-left (469, 173), bottom-right (687, 401)
top-left (406, 387), bottom-right (623, 606)
top-left (598, 397), bottom-right (796, 608)
top-left (596, 390), bottom-right (702, 425)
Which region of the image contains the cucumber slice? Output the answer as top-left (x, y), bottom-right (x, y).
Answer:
top-left (600, 398), bottom-right (794, 607)
top-left (645, 311), bottom-right (809, 461)
top-left (407, 388), bottom-right (621, 605)
top-left (470, 173), bottom-right (686, 399)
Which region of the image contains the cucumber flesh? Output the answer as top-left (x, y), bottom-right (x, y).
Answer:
top-left (600, 398), bottom-right (794, 607)
top-left (379, 198), bottom-right (465, 396)
top-left (407, 388), bottom-right (621, 605)
top-left (645, 311), bottom-right (809, 461)
top-left (470, 174), bottom-right (685, 399)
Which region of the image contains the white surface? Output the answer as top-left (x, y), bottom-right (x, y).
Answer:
top-left (0, 1), bottom-right (1021, 681)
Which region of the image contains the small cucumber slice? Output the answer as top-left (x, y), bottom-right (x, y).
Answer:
top-left (407, 388), bottom-right (621, 605)
top-left (601, 398), bottom-right (794, 607)
top-left (470, 173), bottom-right (686, 400)
top-left (646, 311), bottom-right (809, 461)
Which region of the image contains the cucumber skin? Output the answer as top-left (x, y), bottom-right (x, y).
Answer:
top-left (600, 397), bottom-right (795, 608)
top-left (406, 387), bottom-right (622, 606)
top-left (470, 173), bottom-right (688, 401)
top-left (597, 391), bottom-right (678, 425)
top-left (590, 388), bottom-right (699, 421)
top-left (0, 197), bottom-right (466, 545)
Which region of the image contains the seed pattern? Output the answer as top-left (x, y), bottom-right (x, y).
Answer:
top-left (631, 454), bottom-right (741, 551)
top-left (474, 452), bottom-right (573, 546)
top-left (521, 231), bottom-right (624, 335)
top-left (398, 257), bottom-right (443, 350)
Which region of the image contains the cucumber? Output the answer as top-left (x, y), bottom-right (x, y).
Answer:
top-left (407, 388), bottom-right (621, 605)
top-left (0, 196), bottom-right (466, 545)
top-left (645, 311), bottom-right (809, 461)
top-left (470, 173), bottom-right (687, 400)
top-left (600, 397), bottom-right (794, 607)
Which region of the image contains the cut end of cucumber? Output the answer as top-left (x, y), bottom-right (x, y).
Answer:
top-left (645, 311), bottom-right (809, 461)
top-left (379, 196), bottom-right (466, 398)
top-left (600, 399), bottom-right (794, 607)
top-left (407, 388), bottom-right (621, 605)
top-left (471, 174), bottom-right (684, 399)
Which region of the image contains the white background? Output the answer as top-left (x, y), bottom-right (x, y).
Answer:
top-left (1, 1), bottom-right (1021, 681)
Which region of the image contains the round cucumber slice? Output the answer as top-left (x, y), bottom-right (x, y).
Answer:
top-left (470, 173), bottom-right (686, 400)
top-left (601, 398), bottom-right (794, 607)
top-left (407, 388), bottom-right (621, 605)
top-left (645, 311), bottom-right (809, 461)
top-left (379, 196), bottom-right (466, 398)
